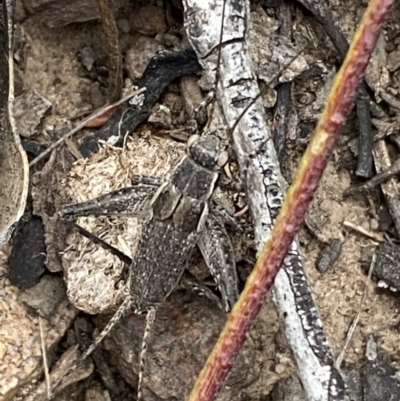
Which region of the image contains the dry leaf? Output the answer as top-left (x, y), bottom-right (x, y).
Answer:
top-left (0, 1), bottom-right (29, 244)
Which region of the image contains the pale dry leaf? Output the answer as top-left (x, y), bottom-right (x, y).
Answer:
top-left (0, 1), bottom-right (29, 244)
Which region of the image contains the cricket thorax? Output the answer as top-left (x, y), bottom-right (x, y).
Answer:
top-left (152, 134), bottom-right (223, 224)
top-left (173, 134), bottom-right (226, 200)
top-left (170, 160), bottom-right (218, 201)
top-left (188, 134), bottom-right (225, 170)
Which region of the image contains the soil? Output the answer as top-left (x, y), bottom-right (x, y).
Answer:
top-left (2, 0), bottom-right (400, 400)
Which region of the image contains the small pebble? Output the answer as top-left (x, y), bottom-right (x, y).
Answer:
top-left (275, 363), bottom-right (286, 374)
top-left (125, 36), bottom-right (164, 81)
top-left (370, 218), bottom-right (379, 231)
top-left (117, 18), bottom-right (130, 33)
top-left (129, 5), bottom-right (167, 36)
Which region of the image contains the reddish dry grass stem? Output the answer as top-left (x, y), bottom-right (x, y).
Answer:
top-left (187, 0), bottom-right (394, 400)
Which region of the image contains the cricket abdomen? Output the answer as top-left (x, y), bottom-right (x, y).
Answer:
top-left (130, 210), bottom-right (201, 312)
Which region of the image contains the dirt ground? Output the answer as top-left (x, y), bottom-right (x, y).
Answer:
top-left (2, 0), bottom-right (400, 400)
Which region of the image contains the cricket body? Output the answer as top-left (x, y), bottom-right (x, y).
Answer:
top-left (59, 132), bottom-right (238, 400)
top-left (62, 133), bottom-right (236, 316)
top-left (131, 133), bottom-right (225, 312)
top-left (62, 132), bottom-right (239, 394)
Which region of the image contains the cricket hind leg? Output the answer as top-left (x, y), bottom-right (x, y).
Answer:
top-left (79, 295), bottom-right (135, 361)
top-left (61, 175), bottom-right (164, 218)
top-left (137, 307), bottom-right (157, 401)
top-left (197, 212), bottom-right (239, 312)
top-left (63, 221), bottom-right (137, 360)
top-left (130, 175), bottom-right (164, 187)
top-left (69, 222), bottom-right (157, 401)
top-left (61, 175), bottom-right (163, 281)
top-left (210, 199), bottom-right (243, 232)
top-left (181, 270), bottom-right (225, 311)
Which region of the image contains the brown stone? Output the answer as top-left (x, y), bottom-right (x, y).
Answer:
top-left (129, 5), bottom-right (167, 37)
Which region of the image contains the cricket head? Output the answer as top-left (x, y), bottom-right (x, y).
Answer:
top-left (187, 134), bottom-right (228, 170)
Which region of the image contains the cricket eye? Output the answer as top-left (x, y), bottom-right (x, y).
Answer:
top-left (187, 134), bottom-right (200, 148)
top-left (217, 150), bottom-right (229, 167)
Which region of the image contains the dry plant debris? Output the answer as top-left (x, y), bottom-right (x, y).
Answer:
top-left (3, 0), bottom-right (400, 400)
top-left (13, 90), bottom-right (51, 138)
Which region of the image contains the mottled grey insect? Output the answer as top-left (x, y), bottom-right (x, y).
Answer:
top-left (62, 134), bottom-right (239, 312)
top-left (61, 133), bottom-right (240, 397)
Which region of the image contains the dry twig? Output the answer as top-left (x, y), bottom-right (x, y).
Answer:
top-left (29, 88), bottom-right (146, 167)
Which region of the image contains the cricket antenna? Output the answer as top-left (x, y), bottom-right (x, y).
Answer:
top-left (205, 0), bottom-right (301, 141)
top-left (79, 296), bottom-right (134, 361)
top-left (229, 53), bottom-right (300, 137)
top-left (137, 307), bottom-right (157, 401)
top-left (204, 0), bottom-right (228, 131)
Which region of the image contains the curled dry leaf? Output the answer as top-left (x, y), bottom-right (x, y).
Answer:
top-left (0, 1), bottom-right (29, 244)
